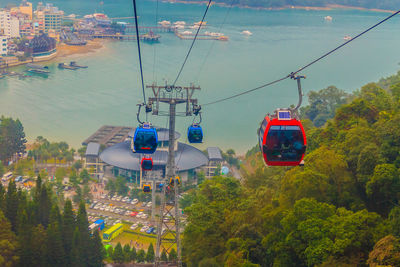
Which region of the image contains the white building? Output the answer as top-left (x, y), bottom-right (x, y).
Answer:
top-left (0, 36), bottom-right (8, 56)
top-left (0, 10), bottom-right (11, 38)
top-left (10, 17), bottom-right (20, 38)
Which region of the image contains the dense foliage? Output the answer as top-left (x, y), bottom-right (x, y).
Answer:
top-left (27, 136), bottom-right (75, 164)
top-left (0, 176), bottom-right (104, 267)
top-left (0, 116), bottom-right (27, 165)
top-left (182, 73), bottom-right (400, 266)
top-left (189, 0), bottom-right (400, 10)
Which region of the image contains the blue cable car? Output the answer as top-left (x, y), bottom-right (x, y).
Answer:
top-left (133, 123), bottom-right (158, 154)
top-left (187, 124), bottom-right (203, 143)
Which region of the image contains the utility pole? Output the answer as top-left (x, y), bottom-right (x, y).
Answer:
top-left (146, 83), bottom-right (200, 267)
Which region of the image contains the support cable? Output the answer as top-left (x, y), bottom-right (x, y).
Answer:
top-left (132, 0), bottom-right (147, 105)
top-left (173, 0), bottom-right (213, 86)
top-left (195, 0), bottom-right (234, 82)
top-left (203, 9), bottom-right (400, 106)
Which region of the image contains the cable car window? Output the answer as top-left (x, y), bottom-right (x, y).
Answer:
top-left (264, 125), bottom-right (305, 162)
top-left (135, 132), bottom-right (157, 151)
top-left (189, 129), bottom-right (202, 140)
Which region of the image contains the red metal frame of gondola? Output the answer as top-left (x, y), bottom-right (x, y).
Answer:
top-left (141, 157), bottom-right (153, 171)
top-left (260, 115), bottom-right (307, 166)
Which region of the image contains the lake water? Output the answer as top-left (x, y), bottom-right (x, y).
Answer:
top-left (1, 0), bottom-right (400, 153)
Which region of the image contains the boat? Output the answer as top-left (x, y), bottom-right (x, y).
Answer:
top-left (58, 63), bottom-right (78, 70)
top-left (324, 16), bottom-right (333, 21)
top-left (343, 35), bottom-right (352, 41)
top-left (70, 61), bottom-right (88, 68)
top-left (26, 63), bottom-right (49, 70)
top-left (26, 69), bottom-right (50, 75)
top-left (241, 30), bottom-right (252, 36)
top-left (26, 64), bottom-right (50, 74)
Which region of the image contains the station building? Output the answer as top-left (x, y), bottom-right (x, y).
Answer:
top-left (83, 126), bottom-right (224, 185)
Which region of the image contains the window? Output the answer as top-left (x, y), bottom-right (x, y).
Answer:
top-left (264, 125), bottom-right (305, 162)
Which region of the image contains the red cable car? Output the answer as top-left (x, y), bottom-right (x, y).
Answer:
top-left (258, 109), bottom-right (306, 166)
top-left (141, 157), bottom-right (153, 171)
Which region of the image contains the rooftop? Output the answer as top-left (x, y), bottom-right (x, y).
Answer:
top-left (85, 142), bottom-right (100, 157)
top-left (99, 141), bottom-right (208, 171)
top-left (207, 147), bottom-right (223, 161)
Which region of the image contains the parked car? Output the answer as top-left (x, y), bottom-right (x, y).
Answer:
top-left (140, 226), bottom-right (149, 232)
top-left (146, 227), bottom-right (154, 234)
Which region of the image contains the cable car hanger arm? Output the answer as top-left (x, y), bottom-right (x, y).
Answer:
top-left (290, 74), bottom-right (305, 114)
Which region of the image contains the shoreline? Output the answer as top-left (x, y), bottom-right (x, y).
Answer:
top-left (56, 39), bottom-right (106, 58)
top-left (165, 0), bottom-right (395, 13)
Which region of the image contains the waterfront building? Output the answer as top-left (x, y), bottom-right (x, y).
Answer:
top-left (0, 10), bottom-right (11, 38)
top-left (19, 1), bottom-right (33, 20)
top-left (43, 4), bottom-right (63, 34)
top-left (20, 22), bottom-right (33, 36)
top-left (0, 35), bottom-right (7, 56)
top-left (23, 33), bottom-right (56, 57)
top-left (10, 17), bottom-right (20, 38)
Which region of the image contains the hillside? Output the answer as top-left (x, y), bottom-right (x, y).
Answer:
top-left (186, 0), bottom-right (400, 11)
top-left (181, 71), bottom-right (400, 266)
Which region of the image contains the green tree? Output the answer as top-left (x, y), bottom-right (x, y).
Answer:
top-left (62, 200), bottom-right (75, 265)
top-left (5, 179), bottom-right (19, 231)
top-left (0, 161), bottom-right (4, 177)
top-left (123, 244), bottom-right (131, 262)
top-left (146, 243), bottom-right (155, 262)
top-left (90, 230), bottom-right (105, 267)
top-left (366, 164), bottom-right (400, 215)
top-left (169, 248), bottom-right (177, 261)
top-left (0, 116), bottom-right (27, 164)
top-left (106, 246), bottom-right (114, 259)
top-left (389, 207), bottom-right (400, 237)
top-left (47, 221), bottom-right (66, 266)
top-left (0, 210), bottom-right (19, 267)
top-left (136, 249), bottom-right (146, 263)
top-left (112, 242), bottom-right (124, 264)
top-left (30, 224), bottom-right (48, 267)
top-left (55, 167), bottom-right (67, 184)
top-left (130, 246), bottom-right (136, 262)
top-left (80, 169), bottom-right (90, 184)
top-left (161, 250), bottom-right (168, 262)
top-left (77, 201), bottom-right (91, 265)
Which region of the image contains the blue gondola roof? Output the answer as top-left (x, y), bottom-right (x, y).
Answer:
top-left (129, 127), bottom-right (180, 142)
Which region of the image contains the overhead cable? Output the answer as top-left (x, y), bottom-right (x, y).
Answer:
top-left (173, 0), bottom-right (213, 86)
top-left (203, 9), bottom-right (400, 106)
top-left (132, 0), bottom-right (147, 104)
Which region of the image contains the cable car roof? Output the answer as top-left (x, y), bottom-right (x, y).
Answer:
top-left (128, 127), bottom-right (180, 141)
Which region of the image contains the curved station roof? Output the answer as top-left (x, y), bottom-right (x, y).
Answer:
top-left (100, 140), bottom-right (208, 172)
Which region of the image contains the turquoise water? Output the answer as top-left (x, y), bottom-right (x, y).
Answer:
top-left (1, 1), bottom-right (400, 153)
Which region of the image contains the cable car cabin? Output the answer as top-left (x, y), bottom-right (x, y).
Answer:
top-left (142, 183), bottom-right (151, 193)
top-left (258, 109), bottom-right (306, 166)
top-left (141, 157), bottom-right (153, 171)
top-left (133, 123), bottom-right (158, 154)
top-left (187, 124), bottom-right (203, 143)
top-left (169, 176), bottom-right (180, 186)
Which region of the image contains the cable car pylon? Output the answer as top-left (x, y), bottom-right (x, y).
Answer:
top-left (145, 83), bottom-right (201, 267)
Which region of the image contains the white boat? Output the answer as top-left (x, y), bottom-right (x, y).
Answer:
top-left (241, 30), bottom-right (252, 36)
top-left (175, 25), bottom-right (185, 30)
top-left (324, 16), bottom-right (333, 21)
top-left (343, 35), bottom-right (352, 41)
top-left (158, 20), bottom-right (171, 26)
top-left (174, 21), bottom-right (186, 25)
top-left (181, 30), bottom-right (193, 35)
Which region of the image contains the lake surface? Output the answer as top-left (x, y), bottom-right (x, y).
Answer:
top-left (1, 0), bottom-right (400, 153)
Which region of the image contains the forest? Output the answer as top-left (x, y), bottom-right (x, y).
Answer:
top-left (0, 176), bottom-right (105, 267)
top-left (181, 72), bottom-right (400, 266)
top-left (186, 0), bottom-right (400, 10)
